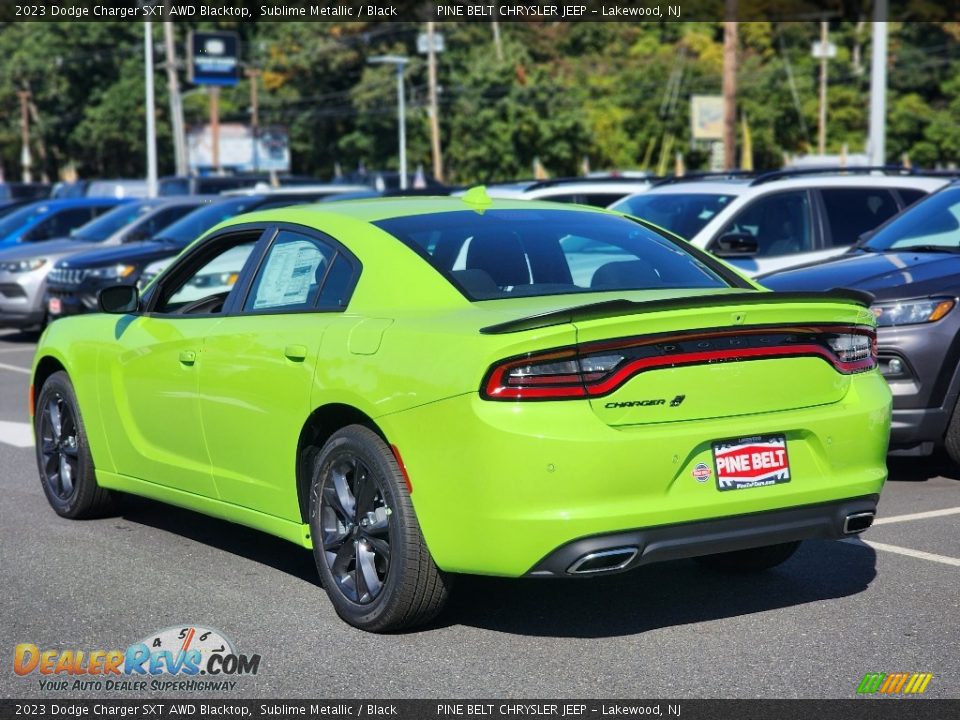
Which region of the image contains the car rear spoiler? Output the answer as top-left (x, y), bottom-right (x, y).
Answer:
top-left (479, 288), bottom-right (876, 335)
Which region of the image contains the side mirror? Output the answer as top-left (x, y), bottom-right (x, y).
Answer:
top-left (98, 285), bottom-right (139, 314)
top-left (714, 232), bottom-right (759, 257)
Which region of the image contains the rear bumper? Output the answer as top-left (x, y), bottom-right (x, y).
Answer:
top-left (382, 371), bottom-right (891, 577)
top-left (527, 495), bottom-right (878, 576)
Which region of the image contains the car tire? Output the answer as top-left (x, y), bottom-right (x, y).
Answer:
top-left (693, 541), bottom-right (800, 573)
top-left (943, 397), bottom-right (960, 466)
top-left (308, 424), bottom-right (451, 632)
top-left (34, 371), bottom-right (116, 519)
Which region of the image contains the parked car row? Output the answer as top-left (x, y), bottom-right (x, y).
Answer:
top-left (0, 186), bottom-right (368, 330)
top-left (4, 167), bottom-right (960, 464)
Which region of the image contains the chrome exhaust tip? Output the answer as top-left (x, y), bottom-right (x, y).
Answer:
top-left (843, 511), bottom-right (875, 535)
top-left (567, 547), bottom-right (638, 574)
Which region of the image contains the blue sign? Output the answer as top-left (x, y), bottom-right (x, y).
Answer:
top-left (189, 31), bottom-right (240, 87)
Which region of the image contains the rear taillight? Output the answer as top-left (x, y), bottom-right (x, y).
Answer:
top-left (482, 325), bottom-right (877, 401)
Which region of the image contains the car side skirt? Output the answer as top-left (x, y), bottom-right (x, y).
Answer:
top-left (97, 471), bottom-right (313, 549)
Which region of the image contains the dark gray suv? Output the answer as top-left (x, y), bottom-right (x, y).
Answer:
top-left (761, 183), bottom-right (960, 461)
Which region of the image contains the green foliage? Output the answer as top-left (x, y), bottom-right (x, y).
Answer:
top-left (1, 21), bottom-right (959, 182)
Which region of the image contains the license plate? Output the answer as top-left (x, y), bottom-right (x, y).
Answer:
top-left (712, 434), bottom-right (790, 491)
top-left (47, 297), bottom-right (62, 315)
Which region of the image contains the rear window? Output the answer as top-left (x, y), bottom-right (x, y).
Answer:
top-left (611, 192), bottom-right (736, 240)
top-left (375, 209), bottom-right (731, 301)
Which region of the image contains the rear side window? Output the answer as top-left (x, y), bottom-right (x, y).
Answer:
top-left (820, 188), bottom-right (900, 247)
top-left (243, 230), bottom-right (339, 312)
top-left (375, 209), bottom-right (731, 301)
top-left (612, 193), bottom-right (737, 240)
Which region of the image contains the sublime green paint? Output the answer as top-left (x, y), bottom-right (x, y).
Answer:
top-left (31, 197), bottom-right (891, 576)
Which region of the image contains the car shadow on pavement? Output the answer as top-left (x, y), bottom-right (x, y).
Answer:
top-left (118, 495), bottom-right (321, 587)
top-left (116, 494), bottom-right (876, 638)
top-left (440, 540), bottom-right (877, 638)
top-left (887, 450), bottom-right (960, 482)
top-left (0, 329), bottom-right (41, 344)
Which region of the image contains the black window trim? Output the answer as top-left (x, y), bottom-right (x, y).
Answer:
top-left (140, 221), bottom-right (362, 319)
top-left (233, 222), bottom-right (362, 317)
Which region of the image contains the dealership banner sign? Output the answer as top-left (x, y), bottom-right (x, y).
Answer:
top-left (3, 0), bottom-right (960, 23)
top-left (0, 700), bottom-right (957, 720)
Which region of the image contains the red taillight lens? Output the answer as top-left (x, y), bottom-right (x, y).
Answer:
top-left (482, 325), bottom-right (877, 401)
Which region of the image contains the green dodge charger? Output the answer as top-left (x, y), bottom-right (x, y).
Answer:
top-left (30, 192), bottom-right (891, 631)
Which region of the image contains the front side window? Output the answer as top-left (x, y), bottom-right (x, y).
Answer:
top-left (375, 209), bottom-right (732, 301)
top-left (243, 231), bottom-right (338, 312)
top-left (715, 190), bottom-right (813, 257)
top-left (155, 238), bottom-right (258, 314)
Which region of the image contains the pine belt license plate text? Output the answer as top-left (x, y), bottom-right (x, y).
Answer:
top-left (712, 434), bottom-right (790, 491)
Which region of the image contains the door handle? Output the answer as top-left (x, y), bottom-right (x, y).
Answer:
top-left (284, 344), bottom-right (307, 362)
top-left (179, 350), bottom-right (197, 365)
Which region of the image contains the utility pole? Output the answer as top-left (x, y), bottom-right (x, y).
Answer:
top-left (368, 55), bottom-right (409, 190)
top-left (209, 86), bottom-right (221, 174)
top-left (818, 20), bottom-right (829, 156)
top-left (491, 20), bottom-right (503, 62)
top-left (722, 4), bottom-right (738, 170)
top-left (246, 68), bottom-right (261, 173)
top-left (426, 22), bottom-right (443, 182)
top-left (163, 12), bottom-right (188, 176)
top-left (17, 90), bottom-right (32, 183)
top-left (868, 0), bottom-right (889, 166)
top-left (144, 21), bottom-right (158, 197)
top-left (25, 92), bottom-right (50, 182)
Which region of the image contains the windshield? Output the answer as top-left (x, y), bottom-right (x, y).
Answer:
top-left (610, 192), bottom-right (737, 240)
top-left (375, 209), bottom-right (731, 301)
top-left (154, 198), bottom-right (260, 246)
top-left (865, 187), bottom-right (960, 251)
top-left (0, 203), bottom-right (49, 239)
top-left (70, 201), bottom-right (157, 242)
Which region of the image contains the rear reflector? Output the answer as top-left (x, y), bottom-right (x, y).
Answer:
top-left (482, 324), bottom-right (877, 401)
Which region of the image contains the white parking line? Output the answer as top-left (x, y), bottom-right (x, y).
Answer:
top-left (842, 537), bottom-right (960, 568)
top-left (0, 347), bottom-right (34, 354)
top-left (0, 362), bottom-right (30, 375)
top-left (875, 506), bottom-right (960, 525)
top-left (0, 420), bottom-right (34, 448)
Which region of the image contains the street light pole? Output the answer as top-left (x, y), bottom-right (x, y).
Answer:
top-left (144, 21), bottom-right (158, 197)
top-left (369, 55), bottom-right (409, 190)
top-left (868, 1), bottom-right (889, 166)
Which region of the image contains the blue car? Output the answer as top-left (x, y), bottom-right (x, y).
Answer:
top-left (0, 198), bottom-right (130, 249)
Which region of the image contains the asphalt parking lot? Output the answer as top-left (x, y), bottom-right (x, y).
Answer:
top-left (0, 328), bottom-right (957, 700)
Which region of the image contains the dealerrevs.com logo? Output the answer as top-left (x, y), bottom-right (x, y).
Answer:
top-left (13, 626), bottom-right (261, 693)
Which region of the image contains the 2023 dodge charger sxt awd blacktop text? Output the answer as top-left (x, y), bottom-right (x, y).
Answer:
top-left (29, 193), bottom-right (891, 631)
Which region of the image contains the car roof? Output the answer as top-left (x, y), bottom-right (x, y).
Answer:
top-left (635, 174), bottom-right (949, 198)
top-left (17, 197), bottom-right (129, 211)
top-left (221, 195), bottom-right (613, 226)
